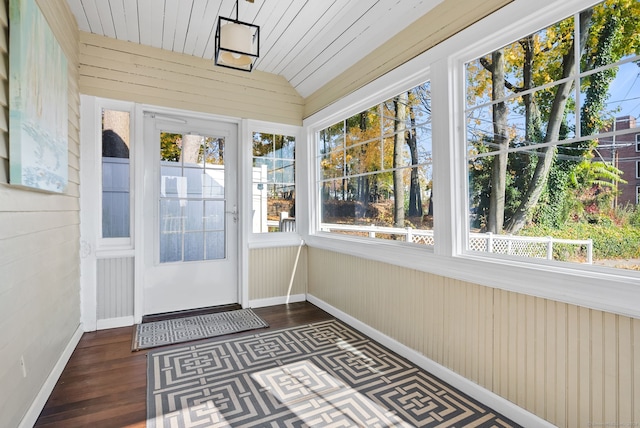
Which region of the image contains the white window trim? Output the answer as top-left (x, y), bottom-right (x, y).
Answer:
top-left (244, 119), bottom-right (304, 249)
top-left (636, 160), bottom-right (640, 179)
top-left (636, 133), bottom-right (640, 152)
top-left (134, 104), bottom-right (247, 315)
top-left (80, 96), bottom-right (136, 330)
top-left (88, 97), bottom-right (136, 253)
top-left (304, 0), bottom-right (640, 319)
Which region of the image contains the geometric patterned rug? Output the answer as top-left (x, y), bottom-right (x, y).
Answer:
top-left (132, 308), bottom-right (268, 351)
top-left (146, 319), bottom-right (521, 427)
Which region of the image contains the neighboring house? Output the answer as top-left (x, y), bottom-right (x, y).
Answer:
top-left (597, 115), bottom-right (640, 206)
top-left (1, 1), bottom-right (639, 428)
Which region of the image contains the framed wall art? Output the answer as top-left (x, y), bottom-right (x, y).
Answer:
top-left (9, 0), bottom-right (68, 193)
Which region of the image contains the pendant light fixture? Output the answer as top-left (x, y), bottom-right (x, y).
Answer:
top-left (215, 0), bottom-right (260, 72)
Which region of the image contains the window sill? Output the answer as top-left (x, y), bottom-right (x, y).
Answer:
top-left (94, 239), bottom-right (134, 258)
top-left (249, 233), bottom-right (304, 249)
top-left (305, 233), bottom-right (640, 319)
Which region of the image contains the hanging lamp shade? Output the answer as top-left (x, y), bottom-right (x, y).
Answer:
top-left (215, 2), bottom-right (259, 72)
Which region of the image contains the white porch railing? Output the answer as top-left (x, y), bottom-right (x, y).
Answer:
top-left (468, 232), bottom-right (593, 264)
top-left (319, 223), bottom-right (593, 264)
top-left (267, 212), bottom-right (296, 232)
top-left (320, 223), bottom-right (435, 245)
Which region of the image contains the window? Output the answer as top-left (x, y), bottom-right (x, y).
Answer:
top-left (101, 109), bottom-right (131, 239)
top-left (252, 132), bottom-right (296, 233)
top-left (305, 0), bottom-right (639, 318)
top-left (159, 132), bottom-right (226, 262)
top-left (636, 133), bottom-right (640, 152)
top-left (637, 160), bottom-right (640, 179)
top-left (316, 83), bottom-right (433, 245)
top-left (465, 0), bottom-right (640, 269)
top-left (637, 186), bottom-right (640, 205)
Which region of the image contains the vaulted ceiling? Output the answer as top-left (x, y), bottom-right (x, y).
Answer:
top-left (65, 0), bottom-right (443, 98)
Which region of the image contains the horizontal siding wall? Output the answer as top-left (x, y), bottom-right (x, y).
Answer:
top-left (249, 246), bottom-right (307, 301)
top-left (79, 32), bottom-right (304, 126)
top-left (307, 247), bottom-right (640, 428)
top-left (0, 1), bottom-right (80, 427)
top-left (303, 0), bottom-right (512, 118)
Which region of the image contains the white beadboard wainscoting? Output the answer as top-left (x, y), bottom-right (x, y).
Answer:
top-left (96, 256), bottom-right (135, 329)
top-left (307, 247), bottom-right (640, 428)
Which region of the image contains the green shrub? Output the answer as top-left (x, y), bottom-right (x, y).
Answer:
top-left (521, 222), bottom-right (640, 261)
top-left (629, 207), bottom-right (640, 227)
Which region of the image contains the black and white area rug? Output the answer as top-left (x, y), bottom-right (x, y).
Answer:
top-left (147, 319), bottom-right (520, 427)
top-left (133, 308), bottom-right (269, 351)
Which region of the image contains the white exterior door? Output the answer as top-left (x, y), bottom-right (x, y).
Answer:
top-left (142, 113), bottom-right (239, 315)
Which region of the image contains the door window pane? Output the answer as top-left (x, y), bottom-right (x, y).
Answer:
top-left (184, 232), bottom-right (205, 262)
top-left (159, 132), bottom-right (226, 262)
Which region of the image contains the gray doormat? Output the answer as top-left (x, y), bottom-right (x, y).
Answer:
top-left (132, 308), bottom-right (268, 351)
top-left (146, 319), bottom-right (521, 427)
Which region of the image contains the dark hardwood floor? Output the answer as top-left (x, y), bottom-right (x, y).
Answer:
top-left (34, 302), bottom-right (334, 428)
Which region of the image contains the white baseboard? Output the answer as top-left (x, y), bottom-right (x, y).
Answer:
top-left (19, 325), bottom-right (84, 428)
top-left (306, 294), bottom-right (555, 428)
top-left (249, 294), bottom-right (306, 308)
top-left (96, 316), bottom-right (135, 330)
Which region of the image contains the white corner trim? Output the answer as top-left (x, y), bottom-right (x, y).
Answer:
top-left (96, 316), bottom-right (135, 330)
top-left (306, 294), bottom-right (556, 428)
top-left (19, 325), bottom-right (84, 428)
top-left (249, 294), bottom-right (306, 308)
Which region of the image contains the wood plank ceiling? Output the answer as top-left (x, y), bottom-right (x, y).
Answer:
top-left (65, 0), bottom-right (443, 97)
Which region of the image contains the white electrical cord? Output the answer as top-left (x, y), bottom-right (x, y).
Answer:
top-left (285, 239), bottom-right (304, 304)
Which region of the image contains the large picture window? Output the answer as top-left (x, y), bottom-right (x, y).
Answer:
top-left (465, 0), bottom-right (640, 270)
top-left (306, 0), bottom-right (639, 319)
top-left (317, 83), bottom-right (433, 245)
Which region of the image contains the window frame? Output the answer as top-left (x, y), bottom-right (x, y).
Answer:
top-left (306, 64), bottom-right (435, 246)
top-left (156, 128), bottom-right (230, 264)
top-left (304, 0), bottom-right (640, 319)
top-left (91, 97), bottom-right (136, 253)
top-left (314, 86), bottom-right (435, 247)
top-left (246, 120), bottom-right (303, 249)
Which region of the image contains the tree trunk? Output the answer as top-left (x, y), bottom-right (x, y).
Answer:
top-left (407, 102), bottom-right (422, 217)
top-left (505, 10), bottom-right (593, 233)
top-left (217, 138), bottom-right (224, 164)
top-left (358, 112), bottom-right (369, 217)
top-left (488, 49), bottom-right (508, 233)
top-left (180, 134), bottom-right (202, 164)
top-left (522, 35), bottom-right (542, 146)
top-left (393, 94), bottom-right (407, 227)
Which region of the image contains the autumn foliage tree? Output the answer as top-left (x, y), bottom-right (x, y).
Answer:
top-left (467, 0), bottom-right (640, 234)
top-left (319, 83), bottom-right (432, 228)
